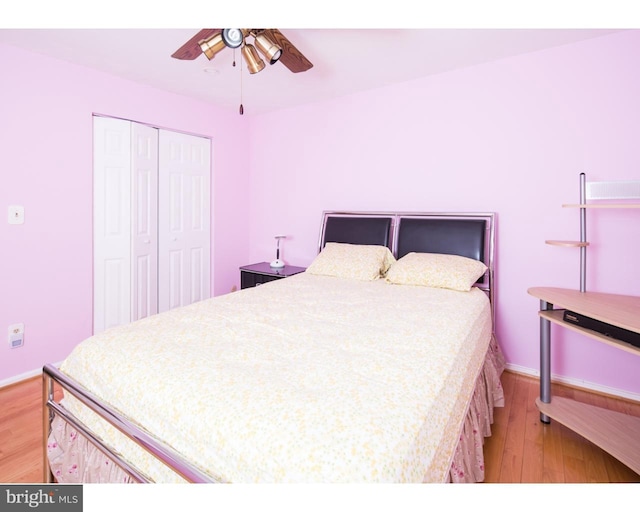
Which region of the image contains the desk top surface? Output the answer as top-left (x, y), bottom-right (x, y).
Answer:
top-left (528, 287), bottom-right (640, 334)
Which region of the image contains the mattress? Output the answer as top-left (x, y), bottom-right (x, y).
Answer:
top-left (49, 272), bottom-right (493, 483)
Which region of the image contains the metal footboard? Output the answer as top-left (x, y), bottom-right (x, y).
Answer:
top-left (42, 364), bottom-right (220, 483)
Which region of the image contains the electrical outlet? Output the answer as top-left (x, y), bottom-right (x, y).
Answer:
top-left (8, 323), bottom-right (24, 349)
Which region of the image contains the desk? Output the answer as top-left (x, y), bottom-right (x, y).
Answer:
top-left (528, 286), bottom-right (640, 475)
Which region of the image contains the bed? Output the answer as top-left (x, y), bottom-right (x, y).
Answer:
top-left (43, 211), bottom-right (505, 483)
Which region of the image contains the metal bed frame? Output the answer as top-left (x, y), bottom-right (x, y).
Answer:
top-left (42, 363), bottom-right (218, 483)
top-left (43, 210), bottom-right (497, 483)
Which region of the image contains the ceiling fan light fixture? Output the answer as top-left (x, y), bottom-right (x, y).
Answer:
top-left (242, 44), bottom-right (265, 74)
top-left (222, 29), bottom-right (244, 49)
top-left (199, 33), bottom-right (226, 60)
top-left (254, 31), bottom-right (282, 65)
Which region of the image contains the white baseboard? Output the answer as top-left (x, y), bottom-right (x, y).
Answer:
top-left (505, 363), bottom-right (640, 403)
top-left (0, 362), bottom-right (62, 389)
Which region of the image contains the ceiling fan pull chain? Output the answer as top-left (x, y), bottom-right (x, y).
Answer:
top-left (239, 55), bottom-right (244, 115)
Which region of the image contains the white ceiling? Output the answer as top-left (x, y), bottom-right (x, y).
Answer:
top-left (0, 28), bottom-right (625, 115)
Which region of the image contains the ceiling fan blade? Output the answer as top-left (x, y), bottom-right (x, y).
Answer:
top-left (264, 29), bottom-right (313, 73)
top-left (171, 29), bottom-right (221, 60)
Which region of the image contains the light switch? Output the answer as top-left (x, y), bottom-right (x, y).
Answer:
top-left (8, 205), bottom-right (24, 225)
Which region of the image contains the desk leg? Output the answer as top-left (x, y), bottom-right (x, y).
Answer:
top-left (539, 299), bottom-right (552, 424)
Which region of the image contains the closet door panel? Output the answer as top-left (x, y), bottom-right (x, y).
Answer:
top-left (93, 117), bottom-right (132, 333)
top-left (168, 250), bottom-right (185, 310)
top-left (131, 123), bottom-right (159, 321)
top-left (158, 131), bottom-right (211, 313)
top-left (190, 247), bottom-right (205, 303)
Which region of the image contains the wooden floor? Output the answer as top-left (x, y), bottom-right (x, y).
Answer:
top-left (0, 375), bottom-right (62, 482)
top-left (483, 370), bottom-right (640, 483)
top-left (0, 370), bottom-right (639, 483)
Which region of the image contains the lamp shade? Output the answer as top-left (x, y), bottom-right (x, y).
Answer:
top-left (199, 33), bottom-right (226, 60)
top-left (242, 44), bottom-right (265, 74)
top-left (254, 32), bottom-right (283, 65)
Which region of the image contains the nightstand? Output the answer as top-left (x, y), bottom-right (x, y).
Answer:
top-left (239, 262), bottom-right (306, 290)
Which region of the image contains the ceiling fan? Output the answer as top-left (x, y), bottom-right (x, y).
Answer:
top-left (171, 28), bottom-right (313, 74)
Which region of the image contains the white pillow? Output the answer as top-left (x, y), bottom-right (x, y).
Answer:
top-left (306, 243), bottom-right (396, 281)
top-left (385, 252), bottom-right (487, 291)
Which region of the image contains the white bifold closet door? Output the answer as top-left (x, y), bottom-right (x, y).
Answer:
top-left (93, 116), bottom-right (211, 333)
top-left (158, 129), bottom-right (211, 313)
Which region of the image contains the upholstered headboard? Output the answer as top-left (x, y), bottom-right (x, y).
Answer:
top-left (395, 214), bottom-right (492, 288)
top-left (319, 214), bottom-right (394, 249)
top-left (395, 217), bottom-right (486, 261)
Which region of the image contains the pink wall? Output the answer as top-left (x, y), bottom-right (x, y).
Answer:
top-left (247, 31), bottom-right (640, 396)
top-left (1, 31), bottom-right (639, 396)
top-left (0, 44), bottom-right (250, 382)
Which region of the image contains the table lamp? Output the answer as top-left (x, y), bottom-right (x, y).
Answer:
top-left (270, 235), bottom-right (286, 268)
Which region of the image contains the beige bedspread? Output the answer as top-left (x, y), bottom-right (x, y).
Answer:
top-left (51, 272), bottom-right (493, 483)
